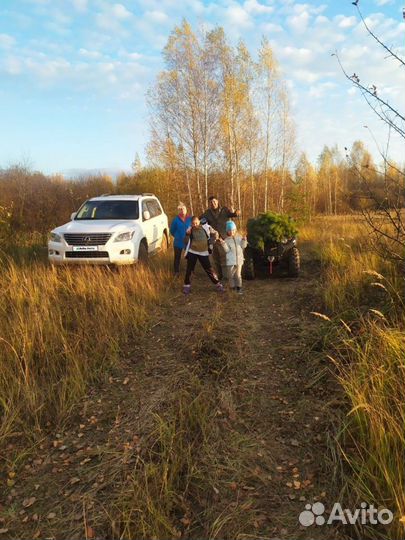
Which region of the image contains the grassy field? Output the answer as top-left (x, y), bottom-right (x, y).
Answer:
top-left (0, 217), bottom-right (403, 539)
top-left (0, 249), bottom-right (291, 539)
top-left (301, 215), bottom-right (405, 540)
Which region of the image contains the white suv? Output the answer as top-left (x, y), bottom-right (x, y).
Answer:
top-left (48, 194), bottom-right (169, 266)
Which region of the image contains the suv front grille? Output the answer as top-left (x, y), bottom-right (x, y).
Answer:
top-left (64, 233), bottom-right (112, 246)
top-left (65, 251), bottom-right (109, 259)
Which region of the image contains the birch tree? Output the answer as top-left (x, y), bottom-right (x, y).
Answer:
top-left (257, 38), bottom-right (279, 212)
top-left (148, 21), bottom-right (296, 216)
top-left (275, 82), bottom-right (296, 212)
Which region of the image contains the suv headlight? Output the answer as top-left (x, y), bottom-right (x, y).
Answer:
top-left (49, 232), bottom-right (62, 243)
top-left (114, 231), bottom-right (135, 242)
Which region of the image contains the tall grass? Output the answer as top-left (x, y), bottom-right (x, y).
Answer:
top-left (0, 257), bottom-right (168, 447)
top-left (302, 215), bottom-right (405, 540)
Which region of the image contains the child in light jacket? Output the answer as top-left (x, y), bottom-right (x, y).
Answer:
top-left (220, 220), bottom-right (247, 294)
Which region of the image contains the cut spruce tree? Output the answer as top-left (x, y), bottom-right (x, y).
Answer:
top-left (243, 212), bottom-right (300, 279)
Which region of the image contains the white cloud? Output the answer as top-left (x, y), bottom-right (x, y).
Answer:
top-left (337, 15), bottom-right (357, 29)
top-left (5, 11), bottom-right (33, 30)
top-left (45, 22), bottom-right (71, 35)
top-left (144, 10), bottom-right (169, 23)
top-left (24, 57), bottom-right (71, 80)
top-left (375, 0), bottom-right (394, 5)
top-left (314, 15), bottom-right (328, 25)
top-left (79, 48), bottom-right (102, 59)
top-left (120, 51), bottom-right (143, 60)
top-left (95, 14), bottom-right (119, 30)
top-left (72, 0), bottom-right (88, 12)
top-left (311, 3), bottom-right (327, 15)
top-left (282, 2), bottom-right (326, 16)
top-left (28, 37), bottom-right (72, 55)
top-left (95, 3), bottom-right (132, 31)
top-left (243, 0), bottom-right (274, 15)
top-left (308, 81), bottom-right (337, 98)
top-left (50, 10), bottom-right (71, 26)
top-left (117, 82), bottom-right (143, 100)
top-left (340, 44), bottom-right (370, 62)
top-left (293, 68), bottom-right (321, 84)
top-left (111, 3), bottom-right (132, 19)
top-left (136, 0), bottom-right (203, 12)
top-left (0, 33), bottom-right (16, 48)
top-left (99, 62), bottom-right (116, 73)
top-left (261, 22), bottom-right (283, 33)
top-left (227, 4), bottom-right (253, 28)
top-left (287, 10), bottom-right (310, 33)
top-left (0, 44), bottom-right (150, 100)
top-left (380, 85), bottom-right (402, 98)
top-left (279, 46), bottom-right (314, 64)
top-left (3, 56), bottom-right (22, 75)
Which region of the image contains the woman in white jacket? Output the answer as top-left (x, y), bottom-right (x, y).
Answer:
top-left (219, 220), bottom-right (247, 294)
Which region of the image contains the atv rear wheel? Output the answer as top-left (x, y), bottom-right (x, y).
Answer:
top-left (288, 246), bottom-right (300, 277)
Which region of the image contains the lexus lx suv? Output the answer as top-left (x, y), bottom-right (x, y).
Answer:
top-left (48, 194), bottom-right (169, 266)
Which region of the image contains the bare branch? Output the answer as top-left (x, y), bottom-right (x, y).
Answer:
top-left (355, 4), bottom-right (405, 68)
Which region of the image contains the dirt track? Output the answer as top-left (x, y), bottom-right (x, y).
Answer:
top-left (1, 246), bottom-right (341, 539)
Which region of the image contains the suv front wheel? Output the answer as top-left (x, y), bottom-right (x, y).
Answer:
top-left (138, 241), bottom-right (149, 265)
top-left (161, 231), bottom-right (169, 252)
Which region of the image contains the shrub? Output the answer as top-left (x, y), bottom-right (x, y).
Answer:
top-left (0, 203), bottom-right (12, 246)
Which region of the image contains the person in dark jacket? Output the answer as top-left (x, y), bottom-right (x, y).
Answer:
top-left (169, 202), bottom-right (192, 275)
top-left (200, 196), bottom-right (240, 279)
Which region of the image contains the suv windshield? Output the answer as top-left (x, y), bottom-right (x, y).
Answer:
top-left (75, 200), bottom-right (139, 220)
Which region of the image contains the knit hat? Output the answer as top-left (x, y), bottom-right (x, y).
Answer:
top-left (226, 220), bottom-right (236, 232)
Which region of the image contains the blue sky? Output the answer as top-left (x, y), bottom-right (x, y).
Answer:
top-left (0, 0), bottom-right (404, 174)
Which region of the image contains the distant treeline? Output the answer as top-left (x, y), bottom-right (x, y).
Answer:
top-left (0, 139), bottom-right (403, 237)
top-left (0, 167), bottom-right (114, 237)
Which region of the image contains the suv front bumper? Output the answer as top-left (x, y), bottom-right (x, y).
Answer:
top-left (48, 240), bottom-right (137, 265)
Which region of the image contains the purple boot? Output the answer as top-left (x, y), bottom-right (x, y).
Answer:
top-left (216, 282), bottom-right (224, 293)
top-left (183, 284), bottom-right (191, 295)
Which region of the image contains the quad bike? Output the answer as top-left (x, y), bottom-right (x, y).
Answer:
top-left (241, 212), bottom-right (300, 280)
top-left (242, 238), bottom-right (300, 279)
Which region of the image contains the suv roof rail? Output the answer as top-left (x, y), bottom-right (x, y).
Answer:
top-left (142, 193), bottom-right (155, 197)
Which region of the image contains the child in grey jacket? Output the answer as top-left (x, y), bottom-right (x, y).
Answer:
top-left (220, 220), bottom-right (247, 294)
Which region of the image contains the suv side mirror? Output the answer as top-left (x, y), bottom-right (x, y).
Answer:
top-left (143, 210), bottom-right (150, 221)
top-left (71, 212), bottom-right (77, 221)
